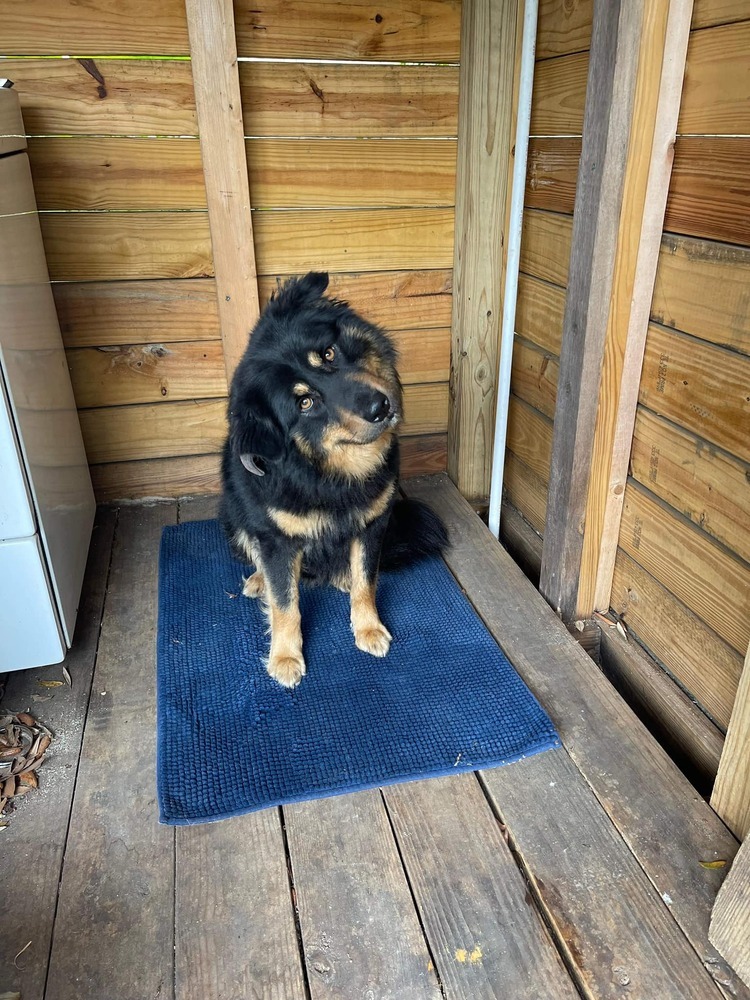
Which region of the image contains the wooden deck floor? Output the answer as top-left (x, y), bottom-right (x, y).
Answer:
top-left (0, 474), bottom-right (745, 1000)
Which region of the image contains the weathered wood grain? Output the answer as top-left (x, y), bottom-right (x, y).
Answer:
top-left (0, 509), bottom-right (115, 1000)
top-left (639, 323), bottom-right (750, 464)
top-left (67, 341), bottom-right (228, 408)
top-left (45, 504), bottom-right (177, 1000)
top-left (611, 547), bottom-right (743, 730)
top-left (502, 451), bottom-right (548, 536)
top-left (405, 473), bottom-right (748, 999)
top-left (679, 20), bottom-right (750, 135)
top-left (619, 481), bottom-right (750, 656)
top-left (53, 270), bottom-right (453, 349)
top-left (511, 337), bottom-right (559, 419)
top-left (284, 790), bottom-right (442, 999)
top-left (651, 234), bottom-right (750, 355)
top-left (448, 0), bottom-right (519, 502)
top-left (519, 209), bottom-right (572, 287)
top-left (630, 406), bottom-right (750, 564)
top-left (710, 836), bottom-right (750, 988)
top-left (525, 136), bottom-right (579, 215)
top-left (506, 395), bottom-right (553, 483)
top-left (667, 137), bottom-right (750, 247)
top-left (530, 51), bottom-right (587, 136)
top-left (514, 273), bottom-right (565, 355)
top-left (712, 645), bottom-right (750, 839)
top-left (384, 775), bottom-right (578, 999)
top-left (484, 747), bottom-right (727, 1000)
top-left (234, 0), bottom-right (462, 61)
top-left (239, 61), bottom-right (459, 137)
top-left (599, 625), bottom-right (724, 787)
top-left (90, 453), bottom-right (224, 501)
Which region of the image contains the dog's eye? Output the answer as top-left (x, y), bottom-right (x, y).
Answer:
top-left (298, 396), bottom-right (314, 412)
top-left (323, 346), bottom-right (335, 363)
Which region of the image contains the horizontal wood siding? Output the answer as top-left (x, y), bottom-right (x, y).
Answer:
top-left (1, 5), bottom-right (459, 495)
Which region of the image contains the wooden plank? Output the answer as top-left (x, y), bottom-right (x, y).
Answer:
top-left (40, 208), bottom-right (454, 281)
top-left (710, 836), bottom-right (750, 986)
top-left (666, 137), bottom-right (750, 246)
top-left (284, 790), bottom-right (442, 998)
top-left (0, 509), bottom-right (116, 1000)
top-left (534, 0), bottom-right (750, 59)
top-left (631, 406), bottom-right (750, 564)
top-left (611, 547), bottom-right (744, 730)
top-left (186, 0), bottom-right (260, 379)
top-left (41, 212), bottom-right (213, 282)
top-left (679, 21), bottom-right (750, 135)
top-left (174, 497), bottom-right (305, 999)
top-left (525, 137), bottom-right (579, 215)
top-left (67, 341), bottom-right (228, 408)
top-left (0, 88), bottom-right (26, 155)
top-left (506, 395), bottom-right (553, 484)
top-left (234, 0), bottom-right (462, 61)
top-left (530, 51), bottom-right (587, 136)
top-left (599, 624), bottom-right (724, 786)
top-left (78, 383), bottom-right (448, 464)
top-left (503, 452), bottom-right (548, 536)
top-left (45, 503), bottom-right (177, 1000)
top-left (90, 453), bottom-right (223, 501)
top-left (239, 61), bottom-right (459, 137)
top-left (712, 645), bottom-right (750, 839)
top-left (4, 58), bottom-right (458, 138)
top-left (53, 270), bottom-right (452, 349)
top-left (499, 496), bottom-right (543, 583)
top-left (26, 135), bottom-right (454, 211)
top-left (53, 278), bottom-right (221, 349)
top-left (253, 207), bottom-right (456, 275)
top-left (640, 323), bottom-right (750, 464)
top-left (405, 473), bottom-right (749, 999)
top-left (619, 481), bottom-right (750, 656)
top-left (515, 273), bottom-right (565, 354)
top-left (580, 0), bottom-right (693, 615)
top-left (400, 432), bottom-right (448, 477)
top-left (484, 747), bottom-right (728, 1000)
top-left (0, 0), bottom-right (189, 54)
top-left (446, 0), bottom-right (519, 502)
top-left (519, 209), bottom-right (572, 288)
top-left (538, 0), bottom-right (670, 622)
top-left (511, 337), bottom-right (559, 419)
top-left (651, 234), bottom-right (750, 355)
top-left (384, 775), bottom-right (579, 999)
top-left (4, 57), bottom-right (198, 136)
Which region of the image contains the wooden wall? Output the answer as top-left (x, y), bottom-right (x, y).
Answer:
top-left (505, 0), bottom-right (749, 747)
top-left (0, 0), bottom-right (460, 499)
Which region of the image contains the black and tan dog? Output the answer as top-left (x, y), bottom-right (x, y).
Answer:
top-left (219, 271), bottom-right (447, 688)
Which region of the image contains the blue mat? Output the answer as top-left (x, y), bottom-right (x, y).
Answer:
top-left (157, 519), bottom-right (559, 825)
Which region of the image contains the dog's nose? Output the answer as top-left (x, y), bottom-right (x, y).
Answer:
top-left (367, 392), bottom-right (391, 423)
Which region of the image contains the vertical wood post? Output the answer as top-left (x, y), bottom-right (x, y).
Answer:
top-left (448, 0), bottom-right (520, 505)
top-left (712, 644), bottom-right (750, 840)
top-left (539, 0), bottom-right (693, 622)
top-left (185, 0), bottom-right (260, 381)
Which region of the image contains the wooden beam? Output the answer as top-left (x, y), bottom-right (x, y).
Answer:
top-left (710, 836), bottom-right (750, 989)
top-left (447, 0), bottom-right (519, 504)
top-left (712, 645), bottom-right (750, 840)
top-left (185, 0), bottom-right (260, 380)
top-left (539, 0), bottom-right (693, 622)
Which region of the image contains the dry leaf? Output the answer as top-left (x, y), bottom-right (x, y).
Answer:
top-left (2, 776), bottom-right (16, 798)
top-left (16, 713), bottom-right (35, 727)
top-left (38, 680), bottom-right (64, 689)
top-left (12, 785), bottom-right (30, 797)
top-left (699, 859), bottom-right (727, 869)
top-left (38, 735), bottom-right (51, 754)
top-left (19, 771), bottom-right (38, 789)
top-left (62, 666), bottom-right (72, 687)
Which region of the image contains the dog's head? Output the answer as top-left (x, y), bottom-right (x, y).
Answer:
top-left (228, 272), bottom-right (402, 478)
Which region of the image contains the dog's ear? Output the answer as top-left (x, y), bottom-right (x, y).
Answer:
top-left (229, 392), bottom-right (284, 476)
top-left (272, 271), bottom-right (329, 312)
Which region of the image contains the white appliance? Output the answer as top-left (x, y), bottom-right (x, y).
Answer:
top-left (0, 86), bottom-right (95, 671)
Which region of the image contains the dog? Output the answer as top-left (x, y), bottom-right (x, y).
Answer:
top-left (219, 271), bottom-right (448, 688)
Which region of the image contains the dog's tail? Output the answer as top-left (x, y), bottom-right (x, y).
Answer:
top-left (380, 497), bottom-right (449, 571)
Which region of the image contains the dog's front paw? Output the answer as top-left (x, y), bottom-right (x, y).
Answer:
top-left (354, 622), bottom-right (392, 657)
top-left (242, 571), bottom-right (265, 598)
top-left (267, 652), bottom-right (306, 688)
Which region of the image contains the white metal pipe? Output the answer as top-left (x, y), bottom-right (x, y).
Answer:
top-left (487, 0), bottom-right (539, 538)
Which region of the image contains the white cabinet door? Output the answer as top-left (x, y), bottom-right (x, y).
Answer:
top-left (0, 535), bottom-right (65, 671)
